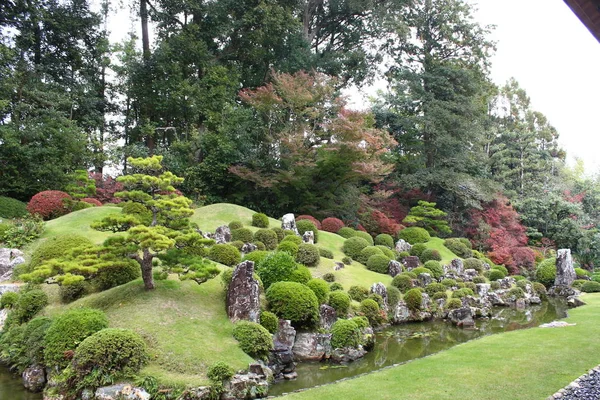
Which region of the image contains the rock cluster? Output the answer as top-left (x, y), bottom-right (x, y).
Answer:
top-left (0, 248), bottom-right (25, 282)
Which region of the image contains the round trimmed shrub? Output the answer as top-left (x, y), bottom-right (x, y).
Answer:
top-left (341, 256), bottom-right (353, 265)
top-left (23, 316), bottom-right (52, 366)
top-left (473, 276), bottom-right (487, 284)
top-left (420, 248), bottom-right (441, 263)
top-left (392, 274), bottom-right (413, 293)
top-left (256, 251), bottom-right (297, 290)
top-left (464, 258), bottom-right (484, 273)
top-left (575, 268), bottom-right (591, 279)
top-left (423, 260), bottom-right (443, 279)
top-left (271, 227), bottom-right (285, 242)
top-left (330, 319), bottom-right (360, 349)
top-left (432, 292), bottom-right (448, 301)
top-left (354, 231), bottom-right (374, 246)
top-left (452, 288), bottom-right (474, 298)
top-left (208, 244), bottom-right (241, 266)
top-left (404, 288), bottom-right (423, 310)
top-left (490, 281), bottom-right (500, 290)
top-left (254, 229), bottom-right (278, 250)
top-left (59, 280), bottom-right (91, 303)
top-left (319, 248), bottom-right (334, 259)
top-left (207, 361), bottom-right (235, 383)
top-left (397, 227), bottom-right (430, 244)
top-left (0, 196), bottom-right (28, 218)
top-left (446, 298), bottom-right (462, 310)
top-left (443, 238), bottom-right (472, 258)
top-left (493, 265), bottom-right (509, 276)
top-left (322, 217), bottom-right (344, 233)
top-left (296, 243), bottom-right (320, 267)
top-left (374, 234), bottom-right (394, 248)
top-left (322, 273), bottom-right (335, 282)
top-left (387, 285), bottom-right (401, 309)
top-left (465, 282), bottom-right (477, 292)
top-left (255, 241), bottom-right (266, 251)
top-left (260, 311), bottom-right (279, 334)
top-left (92, 260), bottom-right (141, 291)
top-left (582, 281), bottom-right (600, 293)
top-left (360, 299), bottom-right (380, 325)
top-left (409, 243), bottom-right (427, 257)
top-left (296, 220), bottom-right (319, 243)
top-left (442, 278), bottom-right (457, 288)
top-left (26, 190), bottom-right (71, 220)
top-left (328, 291), bottom-right (351, 315)
top-left (29, 233), bottom-right (94, 270)
top-left (348, 285), bottom-right (369, 302)
top-left (296, 215), bottom-right (322, 230)
top-left (242, 250), bottom-right (270, 265)
top-left (281, 235), bottom-right (302, 245)
top-left (307, 278), bottom-right (330, 304)
top-left (232, 228), bottom-right (254, 243)
top-left (0, 291), bottom-right (19, 309)
top-left (330, 282), bottom-right (344, 291)
top-left (81, 197), bottom-right (102, 207)
top-left (252, 213), bottom-right (270, 228)
top-left (230, 240), bottom-right (244, 251)
top-left (73, 328), bottom-right (148, 386)
top-left (351, 316), bottom-right (369, 329)
top-left (376, 245), bottom-right (396, 259)
top-left (516, 279), bottom-right (531, 290)
top-left (513, 275), bottom-right (526, 281)
top-left (232, 321), bottom-right (273, 359)
top-left (508, 287), bottom-right (526, 299)
top-left (266, 281), bottom-right (319, 328)
top-left (397, 251), bottom-right (410, 261)
top-left (228, 220), bottom-right (243, 230)
top-left (289, 265), bottom-right (312, 284)
top-left (357, 246), bottom-right (384, 265)
top-left (342, 237), bottom-right (370, 259)
top-left (15, 289), bottom-right (48, 323)
top-left (425, 283), bottom-right (446, 297)
top-left (533, 282), bottom-right (547, 299)
top-left (489, 269), bottom-right (506, 281)
top-left (277, 241), bottom-right (299, 256)
top-left (412, 267), bottom-right (432, 276)
top-left (45, 308), bottom-right (109, 369)
top-left (367, 254), bottom-right (391, 274)
top-left (337, 227), bottom-right (357, 239)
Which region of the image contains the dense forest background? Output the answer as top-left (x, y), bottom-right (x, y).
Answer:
top-left (2, 0), bottom-right (600, 271)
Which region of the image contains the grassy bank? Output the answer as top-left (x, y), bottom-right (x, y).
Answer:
top-left (282, 293), bottom-right (600, 400)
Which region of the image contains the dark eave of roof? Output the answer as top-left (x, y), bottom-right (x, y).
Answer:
top-left (564, 0), bottom-right (600, 43)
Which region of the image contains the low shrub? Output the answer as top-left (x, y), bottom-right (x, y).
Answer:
top-left (289, 265), bottom-right (312, 284)
top-left (92, 260), bottom-right (140, 291)
top-left (464, 258), bottom-right (484, 273)
top-left (465, 282), bottom-right (477, 292)
top-left (296, 220), bottom-right (319, 243)
top-left (59, 280), bottom-right (91, 303)
top-left (354, 231), bottom-right (374, 246)
top-left (452, 288), bottom-right (474, 298)
top-left (271, 227), bottom-right (285, 242)
top-left (281, 235), bottom-right (302, 245)
top-left (508, 287), bottom-right (526, 299)
top-left (266, 281), bottom-right (319, 328)
top-left (397, 251), bottom-right (410, 260)
top-left (490, 281), bottom-right (501, 290)
top-left (535, 257), bottom-right (557, 288)
top-left (14, 289), bottom-right (48, 324)
top-left (513, 275), bottom-right (526, 281)
top-left (319, 248), bottom-right (334, 259)
top-left (277, 241), bottom-right (299, 256)
top-left (489, 269), bottom-right (506, 281)
top-left (392, 274), bottom-right (413, 293)
top-left (330, 319), bottom-right (360, 349)
top-left (232, 321), bottom-right (273, 359)
top-left (374, 234), bottom-right (394, 248)
top-left (342, 237), bottom-right (370, 259)
top-left (256, 251), bottom-right (297, 290)
top-left (26, 190), bottom-right (71, 220)
top-left (0, 291), bottom-right (19, 309)
top-left (425, 283), bottom-right (446, 297)
top-left (516, 279), bottom-right (532, 290)
top-left (348, 285), bottom-right (369, 302)
top-left (432, 292), bottom-right (448, 301)
top-left (360, 299), bottom-right (381, 325)
top-left (1, 215), bottom-right (45, 248)
top-left (207, 361), bottom-right (235, 383)
top-left (387, 285), bottom-right (401, 309)
top-left (322, 273), bottom-right (335, 283)
top-left (321, 217), bottom-right (344, 233)
top-left (242, 250), bottom-right (270, 265)
top-left (575, 268), bottom-right (591, 279)
top-left (230, 240), bottom-right (244, 251)
top-left (443, 238), bottom-right (472, 258)
top-left (420, 249), bottom-right (441, 263)
top-left (367, 254), bottom-right (391, 274)
top-left (423, 260), bottom-right (443, 279)
top-left (0, 196), bottom-right (28, 219)
top-left (330, 282), bottom-right (344, 291)
top-left (409, 243), bottom-right (427, 258)
top-left (260, 311), bottom-right (279, 334)
top-left (493, 265), bottom-right (509, 276)
top-left (296, 215), bottom-right (322, 230)
top-left (208, 244), bottom-right (241, 266)
top-left (582, 281), bottom-right (600, 293)
top-left (153, 269), bottom-right (168, 281)
top-left (307, 278), bottom-right (330, 304)
top-left (368, 293), bottom-right (384, 308)
top-left (73, 328), bottom-right (148, 388)
top-left (28, 233), bottom-right (94, 271)
top-left (254, 229), bottom-right (278, 250)
top-left (441, 278), bottom-right (457, 288)
top-left (337, 227), bottom-right (357, 239)
top-left (404, 288), bottom-right (423, 310)
top-left (23, 316), bottom-right (52, 367)
top-left (376, 245), bottom-right (396, 259)
top-left (341, 256), bottom-right (353, 265)
top-left (328, 291), bottom-right (351, 315)
top-left (80, 198), bottom-right (102, 207)
top-left (44, 308), bottom-right (109, 369)
top-left (228, 220), bottom-right (243, 230)
top-left (252, 213), bottom-right (270, 228)
top-left (397, 227), bottom-right (430, 245)
top-left (296, 243), bottom-right (320, 267)
top-left (358, 246), bottom-right (384, 265)
top-left (412, 267), bottom-right (432, 276)
top-left (532, 282), bottom-right (547, 299)
top-left (472, 276), bottom-right (487, 284)
top-left (232, 228), bottom-right (254, 243)
top-left (446, 298), bottom-right (462, 310)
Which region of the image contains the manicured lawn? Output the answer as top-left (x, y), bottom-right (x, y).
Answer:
top-left (42, 205), bottom-right (120, 244)
top-left (423, 237), bottom-right (459, 265)
top-left (282, 293), bottom-right (600, 400)
top-left (192, 203), bottom-right (280, 232)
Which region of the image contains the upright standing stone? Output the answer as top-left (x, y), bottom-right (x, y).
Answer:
top-left (281, 214), bottom-right (299, 235)
top-left (370, 282), bottom-right (388, 310)
top-left (388, 260), bottom-right (402, 277)
top-left (403, 256), bottom-right (420, 271)
top-left (214, 225), bottom-right (232, 244)
top-left (227, 261), bottom-right (260, 323)
top-left (395, 239), bottom-right (412, 253)
top-left (450, 258), bottom-right (464, 275)
top-left (555, 249), bottom-right (576, 287)
top-left (0, 248), bottom-right (25, 282)
top-left (302, 231), bottom-right (314, 244)
top-left (319, 305), bottom-right (337, 330)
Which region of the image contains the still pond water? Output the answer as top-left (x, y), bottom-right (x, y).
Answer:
top-left (0, 300), bottom-right (567, 399)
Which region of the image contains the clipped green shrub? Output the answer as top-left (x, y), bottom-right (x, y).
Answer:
top-left (368, 293), bottom-right (384, 308)
top-left (73, 328), bottom-right (148, 387)
top-left (489, 269), bottom-right (506, 281)
top-left (342, 237), bottom-right (370, 260)
top-left (392, 274), bottom-right (413, 293)
top-left (29, 233), bottom-right (94, 271)
top-left (0, 196), bottom-right (28, 219)
top-left (277, 241), bottom-right (299, 256)
top-left (533, 282), bottom-right (547, 299)
top-left (490, 281), bottom-right (500, 290)
top-left (351, 316), bottom-right (370, 329)
top-left (14, 289), bottom-right (48, 324)
top-left (575, 268), bottom-right (591, 279)
top-left (289, 265), bottom-right (312, 284)
top-left (404, 288), bottom-right (423, 310)
top-left (374, 234), bottom-right (394, 248)
top-left (441, 278), bottom-right (457, 288)
top-left (409, 243), bottom-right (427, 257)
top-left (446, 298), bottom-right (462, 310)
top-left (23, 316), bottom-right (52, 366)
top-left (423, 260), bottom-right (443, 279)
top-left (92, 260), bottom-right (140, 291)
top-left (443, 238), bottom-right (472, 258)
top-left (208, 244), bottom-right (241, 266)
top-left (432, 292), bottom-right (448, 301)
top-left (230, 240), bottom-right (244, 251)
top-left (367, 254), bottom-right (391, 274)
top-left (376, 245), bottom-right (396, 259)
top-left (330, 319), bottom-right (361, 349)
top-left (507, 287), bottom-right (525, 299)
top-left (232, 321), bottom-right (273, 359)
top-left (337, 227), bottom-right (357, 239)
top-left (319, 248), bottom-right (334, 259)
top-left (232, 228), bottom-right (254, 243)
top-left (513, 275), bottom-right (526, 282)
top-left (354, 231), bottom-right (374, 246)
top-left (357, 246), bottom-right (384, 265)
top-left (398, 227), bottom-right (430, 244)
top-left (464, 258), bottom-right (484, 273)
top-left (207, 361), bottom-right (235, 383)
top-left (452, 288), bottom-right (474, 298)
top-left (307, 278), bottom-right (330, 304)
top-left (341, 256), bottom-right (353, 265)
top-left (472, 276), bottom-right (486, 284)
top-left (254, 229), bottom-right (278, 250)
top-left (387, 285), bottom-right (401, 309)
top-left (330, 282), bottom-right (344, 291)
top-left (242, 250), bottom-right (270, 266)
top-left (360, 299), bottom-right (381, 325)
top-left (252, 213), bottom-right (270, 228)
top-left (348, 285), bottom-right (369, 302)
top-left (271, 227), bottom-right (285, 242)
top-left (582, 281), bottom-right (600, 293)
top-left (256, 251), bottom-right (297, 290)
top-left (493, 265), bottom-right (509, 276)
top-left (296, 220), bottom-right (320, 243)
top-left (59, 280), bottom-right (91, 303)
top-left (281, 235), bottom-right (302, 245)
top-left (328, 291), bottom-right (351, 315)
top-left (412, 267), bottom-right (432, 276)
top-left (228, 220), bottom-right (243, 230)
top-left (516, 279), bottom-right (532, 290)
top-left (266, 282), bottom-right (319, 328)
top-left (420, 248), bottom-right (441, 263)
top-left (260, 311), bottom-right (279, 334)
top-left (45, 308), bottom-right (109, 369)
top-left (0, 291), bottom-right (19, 309)
top-left (425, 283), bottom-right (446, 297)
top-left (255, 241), bottom-right (266, 251)
top-left (296, 243), bottom-right (320, 267)
top-left (465, 282), bottom-right (477, 292)
top-left (322, 273), bottom-right (335, 283)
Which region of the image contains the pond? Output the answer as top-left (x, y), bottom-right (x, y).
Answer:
top-left (269, 299), bottom-right (567, 396)
top-left (0, 366), bottom-right (42, 400)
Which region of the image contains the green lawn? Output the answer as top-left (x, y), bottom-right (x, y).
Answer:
top-left (42, 205), bottom-right (120, 244)
top-left (282, 293), bottom-right (600, 400)
top-left (423, 237), bottom-right (458, 264)
top-left (192, 203), bottom-right (280, 232)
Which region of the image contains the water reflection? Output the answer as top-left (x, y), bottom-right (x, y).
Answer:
top-left (0, 366), bottom-right (42, 400)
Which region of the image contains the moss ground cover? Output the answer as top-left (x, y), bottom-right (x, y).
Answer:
top-left (282, 293), bottom-right (600, 400)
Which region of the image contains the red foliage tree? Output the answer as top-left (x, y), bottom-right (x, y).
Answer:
top-left (81, 198), bottom-right (103, 207)
top-left (296, 215), bottom-right (322, 230)
top-left (359, 209), bottom-right (402, 236)
top-left (27, 191), bottom-right (72, 220)
top-left (90, 173), bottom-right (123, 204)
top-left (321, 217), bottom-right (345, 233)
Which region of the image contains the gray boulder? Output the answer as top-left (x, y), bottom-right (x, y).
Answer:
top-left (370, 282), bottom-right (388, 310)
top-left (22, 365), bottom-right (45, 392)
top-left (391, 301), bottom-right (410, 324)
top-left (273, 319), bottom-right (296, 350)
top-left (475, 283), bottom-right (491, 297)
top-left (302, 231), bottom-right (314, 244)
top-left (292, 333), bottom-right (332, 361)
top-left (94, 384), bottom-right (150, 400)
top-left (548, 285), bottom-right (580, 298)
top-left (319, 304), bottom-right (337, 331)
top-left (497, 277), bottom-right (516, 290)
top-left (395, 239), bottom-right (412, 253)
top-left (330, 347), bottom-right (367, 363)
top-left (241, 243), bottom-right (258, 255)
top-left (450, 259), bottom-right (464, 275)
top-left (448, 307), bottom-right (475, 328)
top-left (417, 273), bottom-right (432, 288)
top-left (281, 214), bottom-right (299, 235)
top-left (221, 369), bottom-right (271, 400)
top-left (269, 320), bottom-right (296, 378)
top-left (403, 256), bottom-right (420, 271)
top-left (214, 225), bottom-right (232, 244)
top-left (226, 261), bottom-right (260, 323)
top-left (567, 296), bottom-right (586, 308)
top-left (462, 269), bottom-right (478, 282)
top-left (0, 248), bottom-right (25, 282)
top-left (334, 262), bottom-right (345, 271)
top-left (555, 249), bottom-right (576, 287)
top-left (388, 260), bottom-right (402, 277)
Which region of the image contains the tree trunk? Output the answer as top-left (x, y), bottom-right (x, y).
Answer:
top-left (141, 249), bottom-right (155, 290)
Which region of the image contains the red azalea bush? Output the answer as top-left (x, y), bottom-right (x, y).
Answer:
top-left (90, 173), bottom-right (123, 204)
top-left (82, 198), bottom-right (103, 207)
top-left (321, 217), bottom-right (345, 233)
top-left (296, 215), bottom-right (322, 230)
top-left (27, 190), bottom-right (72, 220)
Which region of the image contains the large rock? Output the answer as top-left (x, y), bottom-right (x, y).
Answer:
top-left (0, 283), bottom-right (20, 295)
top-left (403, 256), bottom-right (420, 271)
top-left (388, 260), bottom-right (402, 277)
top-left (486, 291), bottom-right (506, 306)
top-left (94, 384), bottom-right (150, 400)
top-left (555, 249), bottom-right (576, 287)
top-left (273, 319), bottom-right (296, 350)
top-left (462, 269), bottom-right (478, 282)
top-left (475, 283), bottom-right (490, 297)
top-left (449, 258), bottom-right (464, 275)
top-left (497, 277), bottom-right (516, 290)
top-left (395, 239), bottom-right (412, 253)
top-left (370, 282), bottom-right (388, 310)
top-left (179, 387), bottom-right (212, 400)
top-left (226, 261), bottom-right (260, 323)
top-left (334, 262), bottom-right (345, 271)
top-left (221, 368), bottom-right (271, 400)
top-left (416, 273), bottom-right (432, 288)
top-left (330, 347), bottom-right (367, 363)
top-left (281, 214), bottom-right (299, 235)
top-left (0, 248), bottom-right (25, 282)
top-left (22, 365), bottom-right (45, 392)
top-left (214, 225), bottom-right (232, 244)
top-left (269, 320), bottom-right (296, 378)
top-left (567, 295), bottom-right (586, 308)
top-left (241, 243), bottom-right (258, 255)
top-left (548, 285), bottom-right (580, 298)
top-left (319, 304), bottom-right (337, 330)
top-left (302, 231), bottom-right (314, 244)
top-left (292, 333), bottom-right (332, 361)
top-left (448, 307), bottom-right (475, 328)
top-left (391, 301), bottom-right (411, 324)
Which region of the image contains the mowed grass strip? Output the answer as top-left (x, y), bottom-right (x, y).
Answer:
top-left (282, 293), bottom-right (600, 400)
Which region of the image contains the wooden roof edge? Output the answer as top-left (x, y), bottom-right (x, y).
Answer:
top-left (564, 0), bottom-right (600, 43)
